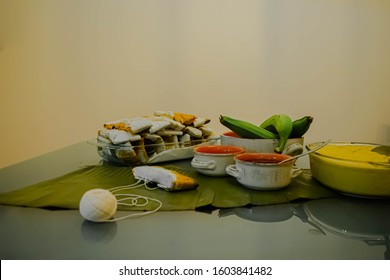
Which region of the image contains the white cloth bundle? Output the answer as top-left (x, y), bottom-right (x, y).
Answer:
top-left (97, 111), bottom-right (215, 164)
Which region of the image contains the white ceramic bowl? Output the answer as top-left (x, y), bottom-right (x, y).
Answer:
top-left (226, 153), bottom-right (302, 190)
top-left (220, 131), bottom-right (304, 155)
top-left (191, 145), bottom-right (245, 176)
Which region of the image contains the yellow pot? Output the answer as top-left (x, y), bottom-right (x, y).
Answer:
top-left (307, 142), bottom-right (390, 198)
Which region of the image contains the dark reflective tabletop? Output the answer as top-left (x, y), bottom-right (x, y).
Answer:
top-left (1, 142), bottom-right (389, 260)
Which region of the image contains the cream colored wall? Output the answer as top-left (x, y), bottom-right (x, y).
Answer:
top-left (1, 0), bottom-right (389, 168)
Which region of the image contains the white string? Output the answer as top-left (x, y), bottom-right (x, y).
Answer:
top-left (104, 167), bottom-right (163, 222)
top-left (109, 195), bottom-right (163, 222)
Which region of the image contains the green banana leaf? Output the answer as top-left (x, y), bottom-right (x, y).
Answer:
top-left (0, 162), bottom-right (338, 211)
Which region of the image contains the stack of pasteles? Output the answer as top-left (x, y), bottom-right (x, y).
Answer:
top-left (97, 111), bottom-right (214, 164)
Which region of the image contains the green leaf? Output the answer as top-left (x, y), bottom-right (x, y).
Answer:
top-left (0, 164), bottom-right (338, 211)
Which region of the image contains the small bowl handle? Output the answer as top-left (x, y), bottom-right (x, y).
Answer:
top-left (226, 164), bottom-right (242, 179)
top-left (291, 167), bottom-right (303, 178)
top-left (283, 143), bottom-right (304, 156)
top-left (191, 158), bottom-right (216, 170)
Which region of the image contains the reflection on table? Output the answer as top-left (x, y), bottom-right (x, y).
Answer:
top-left (219, 196), bottom-right (390, 260)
